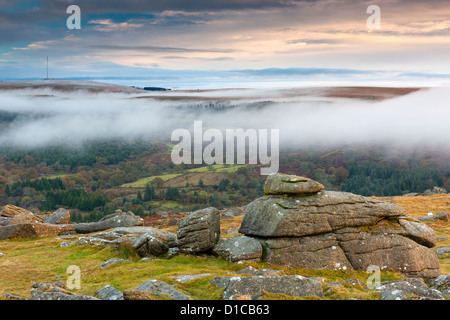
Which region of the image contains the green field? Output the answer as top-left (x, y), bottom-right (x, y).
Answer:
top-left (121, 174), bottom-right (182, 188)
top-left (40, 173), bottom-right (71, 179)
top-left (120, 165), bottom-right (245, 188)
top-left (187, 164), bottom-right (246, 173)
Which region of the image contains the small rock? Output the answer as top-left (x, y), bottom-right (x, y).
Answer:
top-left (173, 274), bottom-right (213, 283)
top-left (30, 281), bottom-right (98, 300)
top-left (418, 212), bottom-right (449, 222)
top-left (95, 285), bottom-right (124, 300)
top-left (221, 207), bottom-right (245, 219)
top-left (134, 279), bottom-right (191, 300)
top-left (226, 228), bottom-right (240, 235)
top-left (264, 173), bottom-right (324, 195)
top-left (132, 233), bottom-right (169, 257)
top-left (44, 208), bottom-right (71, 225)
top-left (436, 247), bottom-right (450, 258)
top-left (99, 258), bottom-right (130, 269)
top-left (59, 241), bottom-right (74, 247)
top-left (165, 247), bottom-right (180, 259)
top-left (211, 276), bottom-right (231, 289)
top-left (3, 292), bottom-right (28, 300)
top-left (375, 278), bottom-right (444, 300)
top-left (236, 266), bottom-right (263, 276)
top-left (432, 274), bottom-right (450, 292)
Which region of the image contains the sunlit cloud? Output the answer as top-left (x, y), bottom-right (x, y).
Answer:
top-left (88, 19), bottom-right (144, 32)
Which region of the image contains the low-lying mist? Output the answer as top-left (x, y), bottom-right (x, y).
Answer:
top-left (0, 86), bottom-right (449, 152)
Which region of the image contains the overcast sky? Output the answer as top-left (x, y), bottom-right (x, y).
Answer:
top-left (1, 0), bottom-right (450, 84)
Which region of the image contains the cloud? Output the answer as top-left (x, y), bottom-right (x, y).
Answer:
top-left (12, 40), bottom-right (55, 50)
top-left (86, 44), bottom-right (236, 54)
top-left (3, 0), bottom-right (450, 77)
top-left (88, 19), bottom-right (144, 32)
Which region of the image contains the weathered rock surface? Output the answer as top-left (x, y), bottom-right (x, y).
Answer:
top-left (213, 236), bottom-right (263, 263)
top-left (74, 211), bottom-right (144, 234)
top-left (77, 226), bottom-right (164, 247)
top-left (95, 285), bottom-right (124, 300)
top-left (418, 212), bottom-right (449, 222)
top-left (31, 289), bottom-right (98, 300)
top-left (0, 205), bottom-right (33, 218)
top-left (3, 292), bottom-right (28, 300)
top-left (261, 233), bottom-right (353, 271)
top-left (99, 258), bottom-right (130, 269)
top-left (375, 278), bottom-right (444, 300)
top-left (221, 207), bottom-right (246, 219)
top-left (132, 231), bottom-right (174, 257)
top-left (30, 281), bottom-right (98, 300)
top-left (436, 247), bottom-right (450, 258)
top-left (431, 274), bottom-right (450, 296)
top-left (10, 211), bottom-right (44, 225)
top-left (177, 207), bottom-right (220, 253)
top-left (222, 275), bottom-right (323, 300)
top-left (0, 222), bottom-right (75, 240)
top-left (44, 208), bottom-right (71, 225)
top-left (239, 191), bottom-right (407, 237)
top-left (237, 173), bottom-right (440, 278)
top-left (132, 279), bottom-right (191, 300)
top-left (423, 186), bottom-right (448, 195)
top-left (264, 173), bottom-right (324, 195)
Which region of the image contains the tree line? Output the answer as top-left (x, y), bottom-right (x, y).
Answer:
top-left (342, 164), bottom-right (444, 196)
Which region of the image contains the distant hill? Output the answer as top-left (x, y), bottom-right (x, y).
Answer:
top-left (0, 79), bottom-right (144, 94)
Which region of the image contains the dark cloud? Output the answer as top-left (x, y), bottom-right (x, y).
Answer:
top-left (40, 0), bottom-right (299, 13)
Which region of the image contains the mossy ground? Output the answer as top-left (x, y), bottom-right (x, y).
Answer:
top-left (0, 194), bottom-right (448, 300)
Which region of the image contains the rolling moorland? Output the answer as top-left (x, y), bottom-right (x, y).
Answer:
top-left (0, 80), bottom-right (449, 300)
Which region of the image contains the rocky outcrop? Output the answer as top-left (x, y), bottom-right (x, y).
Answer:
top-left (128, 279), bottom-right (191, 300)
top-left (95, 285), bottom-right (124, 300)
top-left (74, 211), bottom-right (144, 234)
top-left (0, 205), bottom-right (146, 241)
top-left (0, 205), bottom-right (76, 240)
top-left (213, 236), bottom-right (263, 263)
top-left (0, 222), bottom-right (75, 240)
top-left (43, 208), bottom-right (71, 225)
top-left (132, 229), bottom-right (178, 257)
top-left (221, 207), bottom-right (246, 219)
top-left (237, 173), bottom-right (441, 278)
top-left (375, 278), bottom-right (444, 300)
top-left (418, 212), bottom-right (449, 222)
top-left (177, 207), bottom-right (220, 253)
top-left (0, 205), bottom-right (33, 218)
top-left (30, 281), bottom-right (98, 300)
top-left (221, 275), bottom-right (323, 300)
